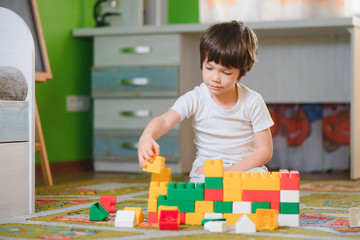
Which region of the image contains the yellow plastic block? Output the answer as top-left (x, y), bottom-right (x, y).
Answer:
top-left (148, 195), bottom-right (158, 212)
top-left (223, 189), bottom-right (242, 202)
top-left (151, 168), bottom-right (172, 182)
top-left (158, 205), bottom-right (179, 221)
top-left (124, 207), bottom-right (144, 224)
top-left (142, 156), bottom-right (165, 174)
top-left (195, 201), bottom-right (214, 213)
top-left (223, 172), bottom-right (242, 190)
top-left (185, 212), bottom-right (204, 225)
top-left (149, 181), bottom-right (168, 199)
top-left (223, 213), bottom-right (256, 226)
top-left (242, 172), bottom-right (280, 191)
top-left (256, 209), bottom-right (279, 230)
top-left (204, 159), bottom-right (223, 178)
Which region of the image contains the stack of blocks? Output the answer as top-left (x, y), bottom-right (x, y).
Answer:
top-left (147, 159), bottom-right (300, 227)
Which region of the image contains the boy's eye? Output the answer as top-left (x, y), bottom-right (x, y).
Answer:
top-left (205, 66), bottom-right (212, 70)
top-left (223, 71), bottom-right (231, 75)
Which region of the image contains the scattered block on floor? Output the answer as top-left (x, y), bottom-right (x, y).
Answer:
top-left (256, 209), bottom-right (279, 230)
top-left (235, 215), bottom-right (256, 234)
top-left (204, 221), bottom-right (228, 233)
top-left (349, 207), bottom-right (360, 227)
top-left (100, 195), bottom-right (116, 213)
top-left (124, 207), bottom-right (144, 224)
top-left (142, 156), bottom-right (165, 174)
top-left (114, 210), bottom-right (136, 228)
top-left (89, 202), bottom-right (109, 221)
top-left (159, 209), bottom-right (180, 230)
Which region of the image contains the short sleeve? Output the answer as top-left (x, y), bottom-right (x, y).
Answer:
top-left (246, 94), bottom-right (274, 133)
top-left (170, 90), bottom-right (198, 121)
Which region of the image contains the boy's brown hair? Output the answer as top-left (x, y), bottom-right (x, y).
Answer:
top-left (200, 21), bottom-right (258, 80)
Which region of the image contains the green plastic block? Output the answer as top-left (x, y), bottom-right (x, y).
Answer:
top-left (167, 182), bottom-right (204, 201)
top-left (251, 202), bottom-right (270, 214)
top-left (214, 201), bottom-right (232, 213)
top-left (90, 202), bottom-right (110, 221)
top-left (280, 202), bottom-right (299, 214)
top-left (158, 195), bottom-right (195, 213)
top-left (205, 177), bottom-right (223, 189)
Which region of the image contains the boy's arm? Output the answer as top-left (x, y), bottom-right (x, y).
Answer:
top-left (224, 128), bottom-right (273, 172)
top-left (138, 109), bottom-right (181, 167)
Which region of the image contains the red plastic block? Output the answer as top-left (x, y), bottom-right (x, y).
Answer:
top-left (280, 170), bottom-right (300, 190)
top-left (180, 212), bottom-right (186, 225)
top-left (271, 202), bottom-right (280, 212)
top-left (148, 212), bottom-right (158, 224)
top-left (100, 195), bottom-right (116, 213)
top-left (204, 189), bottom-right (223, 201)
top-left (242, 190), bottom-right (280, 202)
top-left (159, 209), bottom-right (180, 230)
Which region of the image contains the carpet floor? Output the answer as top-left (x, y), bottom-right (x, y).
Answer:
top-left (0, 173), bottom-right (359, 240)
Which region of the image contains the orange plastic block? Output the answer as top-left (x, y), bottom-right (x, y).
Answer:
top-left (223, 213), bottom-right (256, 226)
top-left (242, 172), bottom-right (280, 191)
top-left (151, 168), bottom-right (172, 182)
top-left (280, 170), bottom-right (300, 190)
top-left (204, 159), bottom-right (223, 178)
top-left (148, 195), bottom-right (158, 212)
top-left (223, 172), bottom-right (242, 190)
top-left (223, 189), bottom-right (242, 202)
top-left (256, 209), bottom-right (279, 230)
top-left (142, 156), bottom-right (165, 174)
top-left (185, 212), bottom-right (204, 225)
top-left (195, 201), bottom-right (214, 213)
top-left (149, 181), bottom-right (168, 198)
top-left (148, 212), bottom-right (158, 224)
top-left (124, 207), bottom-right (144, 224)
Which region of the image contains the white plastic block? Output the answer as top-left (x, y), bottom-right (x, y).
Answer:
top-left (235, 215), bottom-right (256, 234)
top-left (349, 207), bottom-right (360, 227)
top-left (280, 190), bottom-right (300, 203)
top-left (204, 212), bottom-right (223, 219)
top-left (204, 221), bottom-right (228, 233)
top-left (233, 201), bottom-right (252, 214)
top-left (278, 214), bottom-right (299, 227)
top-left (114, 210), bottom-right (136, 228)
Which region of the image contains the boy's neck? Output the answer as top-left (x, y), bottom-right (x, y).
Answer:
top-left (211, 84), bottom-right (238, 110)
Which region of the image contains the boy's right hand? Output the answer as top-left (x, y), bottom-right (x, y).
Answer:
top-left (138, 136), bottom-right (160, 168)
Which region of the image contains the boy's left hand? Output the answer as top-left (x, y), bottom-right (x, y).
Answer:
top-left (194, 165), bottom-right (205, 174)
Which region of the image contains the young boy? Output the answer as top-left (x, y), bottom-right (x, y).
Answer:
top-left (138, 21), bottom-right (274, 183)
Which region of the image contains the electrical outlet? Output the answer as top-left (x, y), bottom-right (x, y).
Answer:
top-left (66, 95), bottom-right (90, 112)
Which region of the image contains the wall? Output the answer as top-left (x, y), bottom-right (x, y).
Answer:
top-left (35, 0), bottom-right (97, 163)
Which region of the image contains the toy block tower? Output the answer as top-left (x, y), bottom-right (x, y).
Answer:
top-left (223, 172), bottom-right (242, 202)
top-left (142, 156), bottom-right (165, 174)
top-left (204, 159), bottom-right (224, 201)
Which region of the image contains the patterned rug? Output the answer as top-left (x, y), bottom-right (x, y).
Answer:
top-left (0, 173), bottom-right (359, 240)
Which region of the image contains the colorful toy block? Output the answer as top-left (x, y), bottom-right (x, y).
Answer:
top-left (142, 156), bottom-right (165, 174)
top-left (242, 190), bottom-right (280, 202)
top-left (242, 172), bottom-right (280, 191)
top-left (205, 177), bottom-right (223, 189)
top-left (124, 207), bottom-right (144, 224)
top-left (271, 202), bottom-right (280, 212)
top-left (114, 210), bottom-right (136, 228)
top-left (280, 190), bottom-right (300, 203)
top-left (100, 195), bottom-right (116, 213)
top-left (223, 172), bottom-right (242, 190)
top-left (280, 202), bottom-right (299, 214)
top-left (195, 201), bottom-right (214, 213)
top-left (280, 170), bottom-right (300, 190)
top-left (185, 212), bottom-right (204, 225)
top-left (204, 189), bottom-right (223, 201)
top-left (252, 202), bottom-right (271, 214)
top-left (167, 182), bottom-right (204, 201)
top-left (204, 159), bottom-right (223, 177)
top-left (278, 214), bottom-right (299, 227)
top-left (159, 209), bottom-right (180, 230)
top-left (233, 201), bottom-right (251, 214)
top-left (180, 212), bottom-right (186, 225)
top-left (89, 202), bottom-right (109, 221)
top-left (158, 195), bottom-right (195, 213)
top-left (223, 189), bottom-right (242, 202)
top-left (151, 167), bottom-right (172, 182)
top-left (256, 209), bottom-right (279, 230)
top-left (149, 181), bottom-right (168, 198)
top-left (349, 207), bottom-right (360, 227)
top-left (235, 215), bottom-right (256, 233)
top-left (223, 213), bottom-right (257, 225)
top-left (148, 195), bottom-right (158, 212)
top-left (214, 201), bottom-right (232, 213)
top-left (204, 221), bottom-right (228, 233)
top-left (201, 218), bottom-right (226, 226)
top-left (158, 205), bottom-right (179, 220)
top-left (147, 212), bottom-right (158, 223)
top-left (204, 212), bottom-right (223, 219)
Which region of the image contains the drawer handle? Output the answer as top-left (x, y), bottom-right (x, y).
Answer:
top-left (118, 78), bottom-right (149, 86)
top-left (120, 46), bottom-right (151, 54)
top-left (121, 142), bottom-right (139, 150)
top-left (120, 110), bottom-right (152, 117)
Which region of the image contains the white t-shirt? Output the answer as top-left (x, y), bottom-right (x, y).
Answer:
top-left (171, 82), bottom-right (274, 182)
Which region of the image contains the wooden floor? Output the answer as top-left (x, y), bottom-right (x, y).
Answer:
top-left (35, 161), bottom-right (350, 187)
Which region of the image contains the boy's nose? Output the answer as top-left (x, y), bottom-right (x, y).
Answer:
top-left (212, 72), bottom-right (221, 83)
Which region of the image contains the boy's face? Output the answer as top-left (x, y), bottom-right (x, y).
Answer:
top-left (202, 60), bottom-right (240, 97)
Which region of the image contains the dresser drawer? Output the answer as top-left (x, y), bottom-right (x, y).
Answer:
top-left (94, 130), bottom-right (179, 162)
top-left (94, 98), bottom-right (178, 130)
top-left (94, 34), bottom-right (180, 67)
top-left (92, 66), bottom-right (178, 97)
